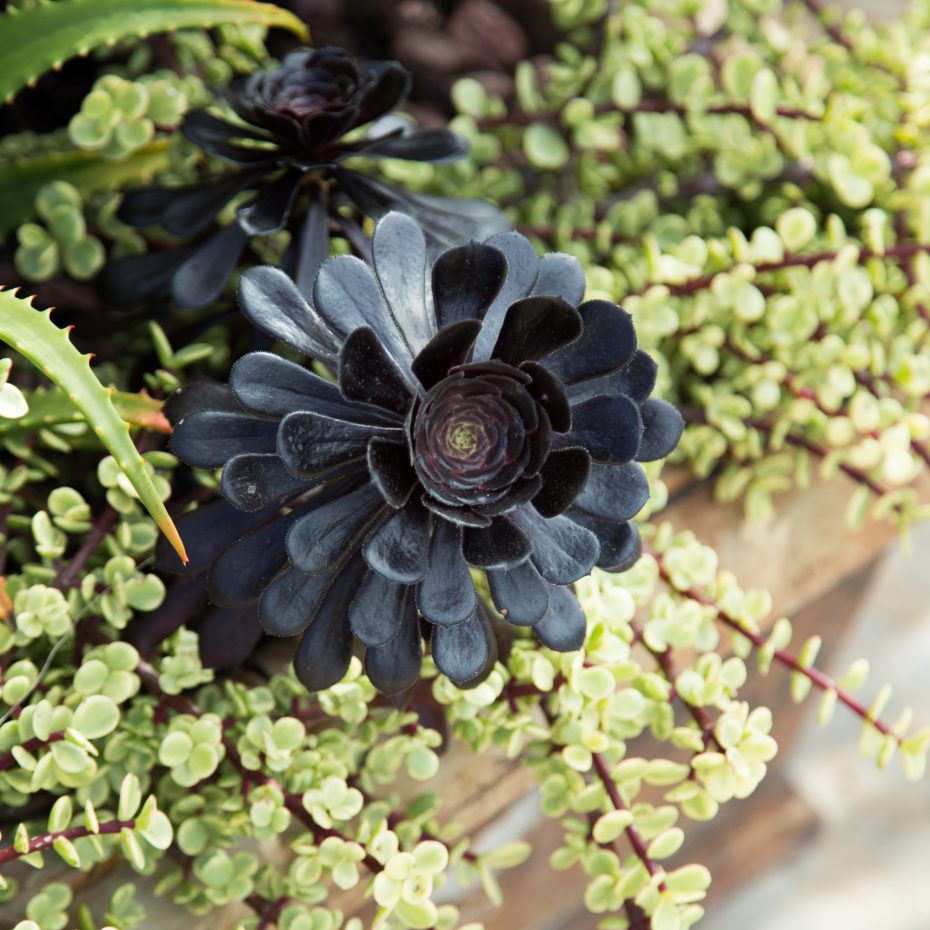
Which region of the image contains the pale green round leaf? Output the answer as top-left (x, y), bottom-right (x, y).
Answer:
top-left (72, 695), bottom-right (120, 739)
top-left (523, 123), bottom-right (569, 170)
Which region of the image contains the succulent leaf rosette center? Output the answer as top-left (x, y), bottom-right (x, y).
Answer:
top-left (168, 213), bottom-right (684, 694)
top-left (412, 365), bottom-right (542, 508)
top-left (112, 47), bottom-right (506, 311)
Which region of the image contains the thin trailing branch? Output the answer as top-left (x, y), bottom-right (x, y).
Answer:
top-left (632, 622), bottom-right (723, 752)
top-left (475, 98), bottom-right (820, 130)
top-left (55, 504), bottom-right (118, 590)
top-left (598, 99), bottom-right (820, 121)
top-left (796, 0), bottom-right (854, 50)
top-left (679, 403), bottom-right (891, 498)
top-left (532, 690), bottom-right (667, 885)
top-left (724, 337), bottom-right (930, 473)
top-left (647, 546), bottom-right (904, 746)
top-left (252, 895), bottom-right (291, 930)
top-left (0, 731), bottom-right (65, 771)
top-left (0, 817), bottom-right (131, 866)
top-left (0, 501), bottom-right (12, 577)
top-left (624, 241), bottom-right (930, 300)
top-left (592, 752), bottom-right (666, 888)
top-left (851, 369), bottom-right (930, 468)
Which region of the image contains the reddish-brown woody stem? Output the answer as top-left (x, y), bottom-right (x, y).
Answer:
top-left (0, 817), bottom-right (131, 866)
top-left (647, 546), bottom-right (902, 745)
top-left (592, 752), bottom-right (666, 888)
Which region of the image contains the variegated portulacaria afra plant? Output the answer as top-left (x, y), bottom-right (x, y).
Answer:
top-left (0, 1), bottom-right (928, 930)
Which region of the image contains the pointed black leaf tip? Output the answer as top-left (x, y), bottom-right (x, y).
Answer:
top-left (636, 398), bottom-right (685, 462)
top-left (492, 296), bottom-right (583, 368)
top-left (430, 609), bottom-right (494, 688)
top-left (411, 320), bottom-right (482, 390)
top-left (532, 448), bottom-right (592, 518)
top-left (562, 395), bottom-right (643, 465)
top-left (461, 517), bottom-right (531, 570)
top-left (534, 585), bottom-right (587, 652)
top-left (544, 300), bottom-right (637, 387)
top-left (339, 326), bottom-right (413, 415)
top-left (432, 241), bottom-right (508, 329)
top-left (367, 438), bottom-right (417, 507)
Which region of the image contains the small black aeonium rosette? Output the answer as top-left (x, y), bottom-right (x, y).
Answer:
top-left (164, 213), bottom-right (683, 693)
top-left (108, 47), bottom-right (506, 309)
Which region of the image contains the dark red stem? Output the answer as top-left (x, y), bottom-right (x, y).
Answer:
top-left (592, 752), bottom-right (666, 887)
top-left (627, 241), bottom-right (930, 300)
top-left (0, 817), bottom-right (130, 866)
top-left (648, 547), bottom-right (901, 744)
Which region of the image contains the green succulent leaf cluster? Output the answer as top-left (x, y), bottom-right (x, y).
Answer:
top-left (69, 74), bottom-right (189, 160)
top-left (402, 0), bottom-right (930, 531)
top-left (15, 182), bottom-right (105, 282)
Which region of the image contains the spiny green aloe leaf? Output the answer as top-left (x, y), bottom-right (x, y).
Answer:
top-left (0, 287), bottom-right (187, 563)
top-left (0, 140), bottom-right (171, 239)
top-left (0, 0), bottom-right (310, 104)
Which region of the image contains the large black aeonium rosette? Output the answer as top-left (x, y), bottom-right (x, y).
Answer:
top-left (164, 212), bottom-right (683, 694)
top-left (107, 47), bottom-right (506, 309)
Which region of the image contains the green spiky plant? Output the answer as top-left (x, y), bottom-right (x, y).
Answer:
top-left (0, 1), bottom-right (929, 930)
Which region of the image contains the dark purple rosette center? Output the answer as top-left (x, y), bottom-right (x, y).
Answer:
top-left (263, 53), bottom-right (360, 119)
top-left (411, 364), bottom-right (546, 510)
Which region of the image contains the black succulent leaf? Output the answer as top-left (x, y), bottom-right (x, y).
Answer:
top-left (162, 212), bottom-right (683, 694)
top-left (144, 384), bottom-right (266, 670)
top-left (107, 47), bottom-right (507, 310)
